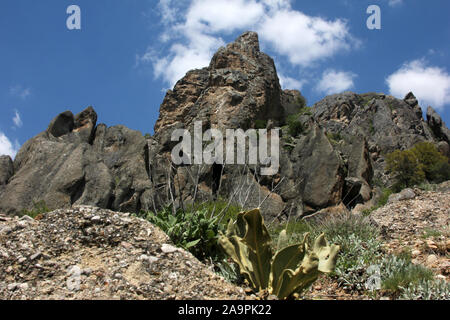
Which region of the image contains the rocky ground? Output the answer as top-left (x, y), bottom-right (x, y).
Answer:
top-left (0, 206), bottom-right (246, 300)
top-left (371, 183), bottom-right (450, 281)
top-left (0, 183), bottom-right (449, 300)
top-left (303, 182), bottom-right (449, 300)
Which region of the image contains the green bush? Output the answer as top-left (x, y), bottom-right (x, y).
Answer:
top-left (287, 114), bottom-right (304, 137)
top-left (254, 119), bottom-right (267, 129)
top-left (386, 142), bottom-right (450, 190)
top-left (380, 255), bottom-right (434, 296)
top-left (411, 142), bottom-right (450, 183)
top-left (386, 149), bottom-right (425, 191)
top-left (21, 200), bottom-right (50, 218)
top-left (186, 199), bottom-right (242, 226)
top-left (400, 279), bottom-right (450, 300)
top-left (137, 207), bottom-right (224, 261)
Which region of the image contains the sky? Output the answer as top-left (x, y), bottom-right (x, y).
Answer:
top-left (1, 0), bottom-right (450, 158)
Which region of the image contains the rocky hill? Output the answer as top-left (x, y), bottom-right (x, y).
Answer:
top-left (0, 32), bottom-right (448, 221)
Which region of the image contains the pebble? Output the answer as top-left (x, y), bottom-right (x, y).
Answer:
top-left (91, 215), bottom-right (101, 222)
top-left (426, 255), bottom-right (438, 266)
top-left (411, 250), bottom-right (421, 257)
top-left (30, 252), bottom-right (42, 261)
top-left (161, 244), bottom-right (178, 254)
top-left (7, 283), bottom-right (18, 291)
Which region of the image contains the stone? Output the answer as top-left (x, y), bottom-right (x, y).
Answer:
top-left (426, 254), bottom-right (438, 266)
top-left (47, 111), bottom-right (75, 138)
top-left (427, 106), bottom-right (450, 143)
top-left (0, 156), bottom-right (13, 186)
top-left (388, 188), bottom-right (416, 204)
top-left (161, 244), bottom-right (178, 254)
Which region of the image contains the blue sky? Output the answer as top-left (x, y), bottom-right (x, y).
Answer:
top-left (1, 0), bottom-right (450, 157)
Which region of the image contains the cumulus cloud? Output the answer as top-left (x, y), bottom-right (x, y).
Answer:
top-left (315, 69), bottom-right (356, 95)
top-left (279, 74), bottom-right (306, 91)
top-left (258, 9), bottom-right (352, 67)
top-left (141, 0), bottom-right (357, 87)
top-left (13, 110), bottom-right (23, 128)
top-left (386, 59), bottom-right (450, 110)
top-left (9, 85), bottom-right (31, 100)
top-left (0, 132), bottom-right (19, 158)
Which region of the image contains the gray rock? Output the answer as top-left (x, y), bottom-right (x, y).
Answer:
top-left (0, 155), bottom-right (13, 185)
top-left (388, 188), bottom-right (416, 203)
top-left (427, 106), bottom-right (450, 143)
top-left (47, 111), bottom-right (74, 138)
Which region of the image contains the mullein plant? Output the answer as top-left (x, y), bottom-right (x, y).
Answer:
top-left (219, 208), bottom-right (340, 299)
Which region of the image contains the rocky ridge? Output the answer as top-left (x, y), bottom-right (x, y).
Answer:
top-left (0, 31), bottom-right (449, 221)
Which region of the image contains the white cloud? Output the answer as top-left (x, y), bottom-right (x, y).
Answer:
top-left (279, 74), bottom-right (306, 91)
top-left (142, 0), bottom-right (358, 87)
top-left (258, 9), bottom-right (353, 67)
top-left (0, 132), bottom-right (19, 158)
top-left (386, 59), bottom-right (450, 110)
top-left (9, 85), bottom-right (31, 100)
top-left (388, 0), bottom-right (403, 7)
top-left (13, 110), bottom-right (23, 128)
top-left (315, 69), bottom-right (356, 95)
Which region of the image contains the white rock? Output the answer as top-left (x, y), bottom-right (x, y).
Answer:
top-left (426, 254), bottom-right (438, 265)
top-left (161, 244), bottom-right (178, 254)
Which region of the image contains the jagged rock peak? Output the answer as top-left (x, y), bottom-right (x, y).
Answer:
top-left (231, 31), bottom-right (260, 52)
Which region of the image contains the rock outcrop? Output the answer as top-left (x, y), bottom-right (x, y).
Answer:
top-left (0, 31), bottom-right (449, 219)
top-left (0, 156), bottom-right (13, 187)
top-left (0, 206), bottom-right (246, 300)
top-left (0, 108), bottom-right (152, 215)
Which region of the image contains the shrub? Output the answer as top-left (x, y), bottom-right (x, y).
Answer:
top-left (287, 114), bottom-right (304, 137)
top-left (186, 199), bottom-right (242, 226)
top-left (270, 213), bottom-right (383, 292)
top-left (386, 149), bottom-right (425, 191)
top-left (380, 255), bottom-right (434, 296)
top-left (137, 207), bottom-right (224, 261)
top-left (411, 142), bottom-right (450, 183)
top-left (21, 200), bottom-right (50, 218)
top-left (254, 119), bottom-right (267, 129)
top-left (386, 142), bottom-right (450, 190)
top-left (400, 279), bottom-right (450, 300)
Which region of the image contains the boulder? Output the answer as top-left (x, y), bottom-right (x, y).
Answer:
top-left (427, 106), bottom-right (450, 143)
top-left (387, 188), bottom-right (416, 204)
top-left (0, 107), bottom-right (152, 215)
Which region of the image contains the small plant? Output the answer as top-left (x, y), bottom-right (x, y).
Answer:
top-left (137, 207), bottom-right (224, 261)
top-left (286, 114), bottom-right (304, 137)
top-left (219, 209), bottom-right (340, 299)
top-left (400, 279), bottom-right (450, 300)
top-left (380, 255), bottom-right (434, 296)
top-left (21, 200), bottom-right (50, 218)
top-left (254, 119), bottom-right (267, 129)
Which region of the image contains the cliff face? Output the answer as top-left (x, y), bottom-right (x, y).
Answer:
top-left (0, 32), bottom-right (449, 218)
